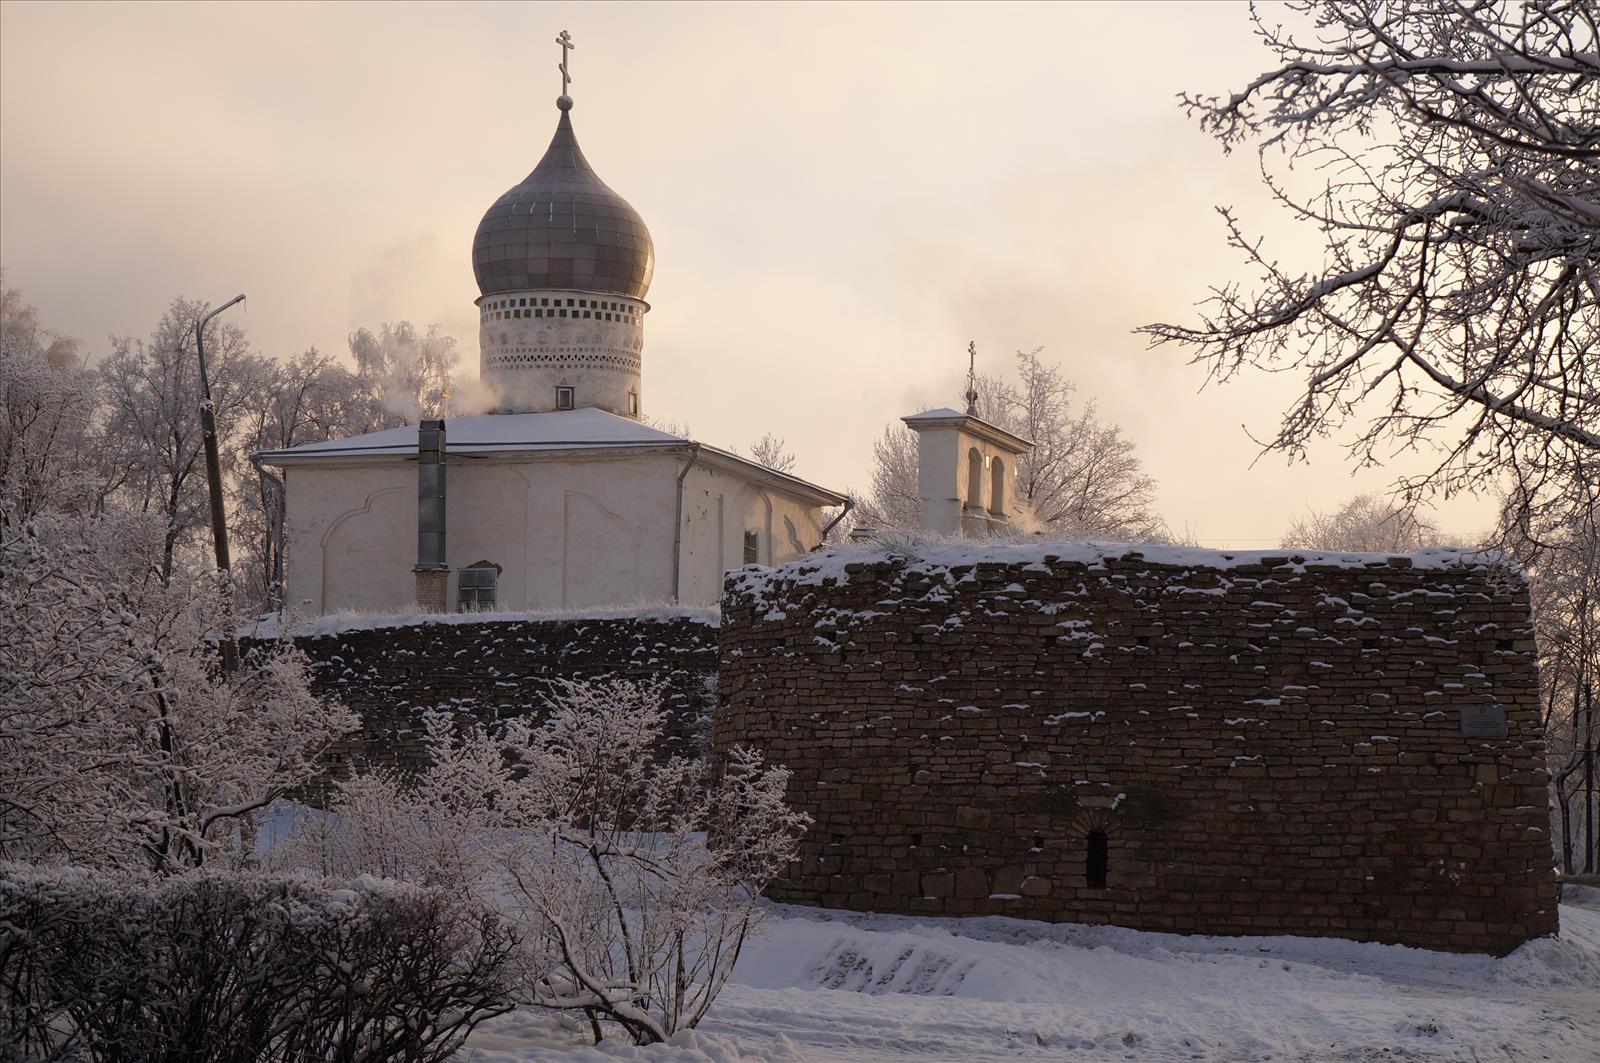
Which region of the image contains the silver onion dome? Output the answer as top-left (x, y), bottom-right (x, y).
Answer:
top-left (471, 98), bottom-right (655, 300)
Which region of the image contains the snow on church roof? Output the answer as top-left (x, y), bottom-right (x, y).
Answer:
top-left (256, 408), bottom-right (681, 459)
top-left (254, 407), bottom-right (849, 504)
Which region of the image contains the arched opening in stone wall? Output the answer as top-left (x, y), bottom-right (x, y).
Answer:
top-left (966, 448), bottom-right (983, 508)
top-left (990, 457), bottom-right (1006, 516)
top-left (1086, 829), bottom-right (1108, 888)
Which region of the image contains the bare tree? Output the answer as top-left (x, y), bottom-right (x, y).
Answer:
top-left (1142, 1), bottom-right (1598, 529)
top-left (1280, 492), bottom-right (1450, 552)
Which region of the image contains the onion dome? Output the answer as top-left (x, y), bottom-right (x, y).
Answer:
top-left (471, 97), bottom-right (654, 300)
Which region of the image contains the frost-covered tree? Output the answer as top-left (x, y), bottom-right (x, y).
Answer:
top-left (976, 350), bottom-right (1164, 539)
top-left (1280, 492), bottom-right (1450, 552)
top-left (231, 349), bottom-right (380, 608)
top-left (859, 424), bottom-right (923, 532)
top-left (0, 511), bottom-right (354, 870)
top-left (1142, 1), bottom-right (1598, 530)
top-left (280, 679), bottom-right (807, 1046)
top-left (747, 432), bottom-right (797, 474)
top-left (99, 298), bottom-right (272, 582)
top-left (494, 681), bottom-right (806, 1045)
top-left (347, 321), bottom-right (458, 429)
top-left (1496, 480), bottom-right (1599, 871)
top-left (863, 350), bottom-right (1164, 539)
top-left (0, 281), bottom-right (104, 528)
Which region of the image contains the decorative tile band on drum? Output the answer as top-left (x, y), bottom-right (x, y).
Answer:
top-left (483, 352), bottom-right (643, 372)
top-left (475, 288), bottom-right (649, 417)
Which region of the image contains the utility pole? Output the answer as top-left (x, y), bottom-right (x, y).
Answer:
top-left (196, 295), bottom-right (245, 672)
top-left (1586, 683), bottom-right (1595, 875)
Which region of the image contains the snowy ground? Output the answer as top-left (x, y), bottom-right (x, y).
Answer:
top-left (457, 888), bottom-right (1600, 1063)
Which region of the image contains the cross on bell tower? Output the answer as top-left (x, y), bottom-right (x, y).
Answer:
top-left (965, 341), bottom-right (980, 416)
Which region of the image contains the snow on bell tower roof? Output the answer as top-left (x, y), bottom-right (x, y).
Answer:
top-left (902, 407), bottom-right (1033, 455)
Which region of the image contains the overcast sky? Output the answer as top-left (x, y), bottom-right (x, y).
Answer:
top-left (0, 1), bottom-right (1498, 545)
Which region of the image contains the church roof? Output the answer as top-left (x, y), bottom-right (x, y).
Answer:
top-left (254, 408), bottom-right (848, 506)
top-left (471, 98), bottom-right (654, 300)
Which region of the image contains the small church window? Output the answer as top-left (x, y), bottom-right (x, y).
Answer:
top-left (458, 563), bottom-right (499, 611)
top-left (1086, 829), bottom-right (1108, 888)
top-left (566, 298), bottom-right (575, 306)
top-left (966, 448), bottom-right (984, 507)
top-left (556, 386), bottom-right (575, 410)
top-left (743, 530), bottom-right (759, 564)
top-left (519, 298), bottom-right (527, 307)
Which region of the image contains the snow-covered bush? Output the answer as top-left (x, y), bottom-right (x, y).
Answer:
top-left (0, 512), bottom-right (356, 870)
top-left (279, 679), bottom-right (810, 1046)
top-left (0, 863), bottom-right (517, 1062)
top-left (270, 709), bottom-right (516, 891)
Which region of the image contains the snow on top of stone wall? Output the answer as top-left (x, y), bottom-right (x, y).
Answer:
top-left (726, 536), bottom-right (1508, 598)
top-left (249, 602), bottom-right (720, 640)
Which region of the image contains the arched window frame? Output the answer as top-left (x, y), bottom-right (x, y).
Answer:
top-left (989, 457), bottom-right (1007, 516)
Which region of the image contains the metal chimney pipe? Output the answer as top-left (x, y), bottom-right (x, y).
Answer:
top-left (413, 418), bottom-right (449, 611)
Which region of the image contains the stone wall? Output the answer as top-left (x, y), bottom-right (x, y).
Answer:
top-left (715, 544), bottom-right (1559, 955)
top-left (254, 611), bottom-right (718, 778)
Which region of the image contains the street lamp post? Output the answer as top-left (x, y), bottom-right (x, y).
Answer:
top-left (197, 294), bottom-right (245, 672)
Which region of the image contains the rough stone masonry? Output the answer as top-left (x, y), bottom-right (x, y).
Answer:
top-left (715, 543), bottom-right (1559, 954)
top-left (250, 611), bottom-right (719, 780)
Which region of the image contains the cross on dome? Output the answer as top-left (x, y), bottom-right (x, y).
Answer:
top-left (556, 30), bottom-right (575, 101)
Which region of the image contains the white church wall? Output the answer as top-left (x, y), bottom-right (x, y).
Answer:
top-left (283, 449), bottom-right (830, 616)
top-left (914, 427), bottom-right (962, 535)
top-left (676, 461), bottom-right (828, 604)
top-left (284, 462), bottom-right (415, 616)
top-left (531, 453), bottom-right (678, 608)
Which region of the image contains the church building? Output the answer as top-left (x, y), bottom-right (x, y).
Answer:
top-left (258, 61), bottom-right (848, 616)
